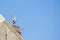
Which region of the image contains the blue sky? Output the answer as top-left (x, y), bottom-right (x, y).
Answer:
top-left (0, 0), bottom-right (60, 40)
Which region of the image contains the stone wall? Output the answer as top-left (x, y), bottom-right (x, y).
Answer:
top-left (0, 15), bottom-right (23, 40)
top-left (0, 23), bottom-right (7, 40)
top-left (0, 22), bottom-right (21, 40)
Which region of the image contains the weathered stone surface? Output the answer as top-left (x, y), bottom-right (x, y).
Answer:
top-left (12, 25), bottom-right (21, 34)
top-left (0, 23), bottom-right (7, 40)
top-left (0, 22), bottom-right (19, 40)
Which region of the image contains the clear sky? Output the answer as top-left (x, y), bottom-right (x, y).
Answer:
top-left (0, 0), bottom-right (60, 40)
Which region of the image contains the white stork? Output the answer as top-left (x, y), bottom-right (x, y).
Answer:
top-left (13, 16), bottom-right (17, 24)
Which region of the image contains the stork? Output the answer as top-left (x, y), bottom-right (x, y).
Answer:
top-left (13, 16), bottom-right (17, 25)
